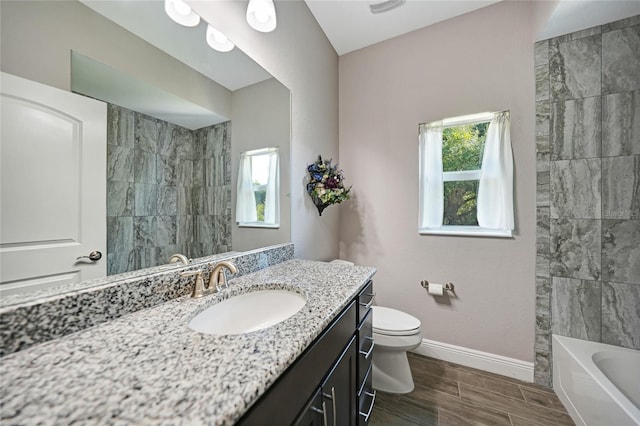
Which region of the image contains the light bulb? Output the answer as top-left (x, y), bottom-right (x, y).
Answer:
top-left (173, 0), bottom-right (191, 16)
top-left (254, 9), bottom-right (269, 23)
top-left (246, 0), bottom-right (276, 33)
top-left (214, 33), bottom-right (228, 43)
top-left (206, 24), bottom-right (234, 52)
top-left (165, 0), bottom-right (200, 27)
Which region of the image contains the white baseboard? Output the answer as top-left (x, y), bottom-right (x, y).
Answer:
top-left (411, 338), bottom-right (534, 383)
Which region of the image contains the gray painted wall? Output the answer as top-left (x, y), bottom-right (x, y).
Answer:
top-left (107, 104), bottom-right (231, 274)
top-left (231, 78), bottom-right (292, 251)
top-left (535, 15), bottom-right (640, 386)
top-left (338, 1), bottom-right (537, 363)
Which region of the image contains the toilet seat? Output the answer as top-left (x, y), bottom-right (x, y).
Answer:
top-left (372, 306), bottom-right (421, 336)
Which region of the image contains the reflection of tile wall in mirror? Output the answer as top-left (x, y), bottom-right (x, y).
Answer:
top-left (107, 104), bottom-right (232, 275)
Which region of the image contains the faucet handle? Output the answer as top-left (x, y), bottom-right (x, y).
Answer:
top-left (208, 261), bottom-right (238, 292)
top-left (209, 268), bottom-right (228, 292)
top-left (181, 270), bottom-right (206, 298)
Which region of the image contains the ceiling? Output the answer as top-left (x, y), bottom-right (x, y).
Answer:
top-left (537, 0), bottom-right (640, 41)
top-left (304, 0), bottom-right (640, 56)
top-left (304, 0), bottom-right (500, 55)
top-left (71, 52), bottom-right (227, 130)
top-left (80, 0), bottom-right (271, 91)
top-left (77, 0), bottom-right (272, 129)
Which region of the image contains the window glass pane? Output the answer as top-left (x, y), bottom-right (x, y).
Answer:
top-left (443, 180), bottom-right (479, 226)
top-left (442, 122), bottom-right (488, 172)
top-left (251, 153), bottom-right (270, 221)
top-left (251, 154), bottom-right (270, 185)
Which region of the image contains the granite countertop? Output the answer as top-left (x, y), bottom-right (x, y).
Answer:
top-left (0, 259), bottom-right (376, 425)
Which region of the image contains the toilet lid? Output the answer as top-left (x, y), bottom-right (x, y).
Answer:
top-left (372, 306), bottom-right (421, 336)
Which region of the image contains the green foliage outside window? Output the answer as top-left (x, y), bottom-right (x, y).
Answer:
top-left (254, 185), bottom-right (266, 222)
top-left (442, 123), bottom-right (488, 225)
top-left (256, 202), bottom-right (265, 221)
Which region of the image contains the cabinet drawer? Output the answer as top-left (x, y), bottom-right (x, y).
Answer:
top-left (357, 281), bottom-right (374, 325)
top-left (357, 309), bottom-right (373, 389)
top-left (358, 364), bottom-right (372, 399)
top-left (357, 374), bottom-right (375, 426)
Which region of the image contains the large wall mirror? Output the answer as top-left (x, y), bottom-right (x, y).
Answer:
top-left (0, 0), bottom-right (291, 302)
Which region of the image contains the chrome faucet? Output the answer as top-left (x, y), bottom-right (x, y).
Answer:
top-left (208, 261), bottom-right (238, 292)
top-left (169, 253), bottom-right (190, 265)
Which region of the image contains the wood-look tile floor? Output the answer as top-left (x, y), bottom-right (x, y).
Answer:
top-left (369, 353), bottom-right (575, 426)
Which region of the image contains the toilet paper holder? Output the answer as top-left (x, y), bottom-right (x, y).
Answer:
top-left (420, 280), bottom-right (454, 292)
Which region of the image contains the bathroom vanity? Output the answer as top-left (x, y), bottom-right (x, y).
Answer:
top-left (0, 258), bottom-right (376, 425)
top-left (240, 280), bottom-right (375, 425)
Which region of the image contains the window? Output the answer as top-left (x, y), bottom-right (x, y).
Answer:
top-left (419, 111), bottom-right (514, 237)
top-left (236, 147), bottom-right (279, 228)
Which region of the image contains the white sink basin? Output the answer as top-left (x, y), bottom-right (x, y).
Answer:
top-left (188, 289), bottom-right (306, 335)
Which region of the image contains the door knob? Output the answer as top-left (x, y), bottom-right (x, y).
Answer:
top-left (77, 251), bottom-right (102, 261)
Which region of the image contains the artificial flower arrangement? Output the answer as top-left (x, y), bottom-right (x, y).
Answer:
top-left (306, 155), bottom-right (351, 216)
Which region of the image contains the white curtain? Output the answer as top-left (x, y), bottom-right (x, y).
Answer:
top-left (477, 111), bottom-right (514, 230)
top-left (236, 153), bottom-right (257, 223)
top-left (419, 122), bottom-right (444, 229)
top-left (263, 150), bottom-right (279, 224)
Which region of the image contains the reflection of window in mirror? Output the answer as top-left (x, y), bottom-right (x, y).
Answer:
top-left (237, 147), bottom-right (280, 227)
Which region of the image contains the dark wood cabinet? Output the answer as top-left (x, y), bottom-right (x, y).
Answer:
top-left (321, 337), bottom-right (357, 426)
top-left (238, 281), bottom-right (374, 426)
top-left (356, 281), bottom-right (375, 425)
top-left (295, 390), bottom-right (324, 426)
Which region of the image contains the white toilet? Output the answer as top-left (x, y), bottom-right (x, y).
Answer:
top-left (371, 306), bottom-right (422, 394)
top-left (329, 260), bottom-right (422, 394)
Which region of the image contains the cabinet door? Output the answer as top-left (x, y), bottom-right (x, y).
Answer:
top-left (322, 337), bottom-right (357, 426)
top-left (295, 390), bottom-right (326, 426)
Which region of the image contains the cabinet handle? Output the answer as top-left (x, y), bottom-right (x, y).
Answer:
top-left (322, 387), bottom-right (337, 425)
top-left (313, 401), bottom-right (327, 426)
top-left (330, 387), bottom-right (336, 424)
top-left (359, 336), bottom-right (375, 359)
top-left (359, 390), bottom-right (377, 422)
top-left (359, 292), bottom-right (376, 311)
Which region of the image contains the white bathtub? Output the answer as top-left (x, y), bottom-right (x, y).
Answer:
top-left (553, 335), bottom-right (640, 426)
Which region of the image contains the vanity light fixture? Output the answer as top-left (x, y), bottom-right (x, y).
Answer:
top-left (206, 25), bottom-right (235, 52)
top-left (164, 0), bottom-right (200, 27)
top-left (246, 0), bottom-right (277, 33)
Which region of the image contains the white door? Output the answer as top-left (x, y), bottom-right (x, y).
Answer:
top-left (0, 72), bottom-right (106, 296)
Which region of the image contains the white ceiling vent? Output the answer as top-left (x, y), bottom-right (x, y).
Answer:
top-left (369, 0), bottom-right (405, 14)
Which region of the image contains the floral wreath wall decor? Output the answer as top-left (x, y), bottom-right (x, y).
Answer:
top-left (306, 155), bottom-right (352, 216)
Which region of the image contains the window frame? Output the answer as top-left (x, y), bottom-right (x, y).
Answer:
top-left (418, 113), bottom-right (513, 238)
top-left (236, 147), bottom-right (280, 229)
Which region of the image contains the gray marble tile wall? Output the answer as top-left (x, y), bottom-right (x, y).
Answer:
top-left (535, 15), bottom-right (640, 387)
top-left (107, 105), bottom-right (231, 275)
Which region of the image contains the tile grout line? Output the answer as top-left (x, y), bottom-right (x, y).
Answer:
top-left (460, 381), bottom-right (575, 419)
top-left (517, 383), bottom-right (527, 402)
top-left (599, 27), bottom-right (605, 346)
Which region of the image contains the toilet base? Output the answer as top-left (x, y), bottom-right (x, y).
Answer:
top-left (372, 348), bottom-right (415, 394)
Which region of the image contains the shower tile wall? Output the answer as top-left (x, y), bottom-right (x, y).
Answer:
top-left (535, 15), bottom-right (640, 387)
top-left (107, 104), bottom-right (231, 275)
